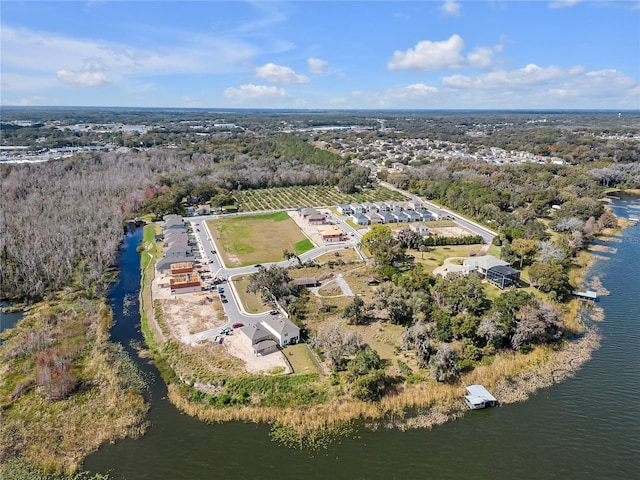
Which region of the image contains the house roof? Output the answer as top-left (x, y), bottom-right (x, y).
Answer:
top-left (239, 324), bottom-right (272, 344)
top-left (301, 207), bottom-right (320, 216)
top-left (261, 317), bottom-right (300, 338)
top-left (464, 255), bottom-right (509, 271)
top-left (165, 244), bottom-right (191, 255)
top-left (488, 265), bottom-right (519, 276)
top-left (252, 339), bottom-right (277, 353)
top-left (156, 256), bottom-right (193, 271)
top-left (318, 225), bottom-right (344, 237)
top-left (465, 385), bottom-right (497, 403)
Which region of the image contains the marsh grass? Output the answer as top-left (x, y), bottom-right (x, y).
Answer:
top-left (0, 299), bottom-right (148, 474)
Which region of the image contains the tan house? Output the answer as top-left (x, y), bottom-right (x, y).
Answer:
top-left (318, 225), bottom-right (345, 242)
top-left (238, 324), bottom-right (279, 356)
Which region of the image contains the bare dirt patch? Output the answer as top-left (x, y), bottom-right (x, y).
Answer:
top-left (223, 332), bottom-right (290, 374)
top-left (152, 275), bottom-right (226, 340)
top-left (428, 225), bottom-right (475, 237)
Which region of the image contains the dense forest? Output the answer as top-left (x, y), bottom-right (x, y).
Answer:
top-left (1, 135), bottom-right (367, 300)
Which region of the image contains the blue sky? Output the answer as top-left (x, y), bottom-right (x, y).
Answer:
top-left (2, 1), bottom-right (639, 109)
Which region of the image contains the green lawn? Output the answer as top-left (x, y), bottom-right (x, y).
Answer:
top-left (207, 212), bottom-right (313, 267)
top-left (409, 244), bottom-right (484, 273)
top-left (283, 343), bottom-right (323, 375)
top-left (231, 276), bottom-right (270, 314)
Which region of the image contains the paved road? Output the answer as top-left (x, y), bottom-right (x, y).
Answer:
top-left (181, 217), bottom-right (362, 343)
top-left (178, 183), bottom-right (493, 343)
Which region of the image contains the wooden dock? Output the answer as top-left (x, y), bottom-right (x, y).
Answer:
top-left (572, 290), bottom-right (598, 301)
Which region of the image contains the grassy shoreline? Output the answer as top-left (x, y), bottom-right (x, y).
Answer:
top-left (136, 221), bottom-right (617, 447)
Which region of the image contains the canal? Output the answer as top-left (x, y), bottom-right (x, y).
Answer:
top-left (84, 197), bottom-right (639, 479)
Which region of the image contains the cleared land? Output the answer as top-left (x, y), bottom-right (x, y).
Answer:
top-left (207, 211), bottom-right (313, 267)
top-left (235, 184), bottom-right (406, 212)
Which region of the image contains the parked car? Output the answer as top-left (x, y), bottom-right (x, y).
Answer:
top-left (270, 310), bottom-right (278, 315)
top-left (232, 323), bottom-right (244, 329)
top-left (254, 264), bottom-right (262, 268)
top-left (221, 298), bottom-right (228, 303)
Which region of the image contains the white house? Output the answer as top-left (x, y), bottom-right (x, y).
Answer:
top-left (260, 317), bottom-right (300, 347)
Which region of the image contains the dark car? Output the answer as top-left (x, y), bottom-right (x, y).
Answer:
top-left (254, 264), bottom-right (262, 268)
top-left (232, 323), bottom-right (244, 329)
top-left (221, 298), bottom-right (228, 303)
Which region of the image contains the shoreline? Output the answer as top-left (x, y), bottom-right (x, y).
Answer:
top-left (137, 216), bottom-right (627, 445)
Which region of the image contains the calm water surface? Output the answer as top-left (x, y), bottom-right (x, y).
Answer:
top-left (84, 199), bottom-right (640, 479)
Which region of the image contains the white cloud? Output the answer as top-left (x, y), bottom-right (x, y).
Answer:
top-left (406, 83), bottom-right (439, 95)
top-left (467, 47), bottom-right (496, 69)
top-left (308, 57), bottom-right (329, 75)
top-left (388, 34), bottom-right (465, 71)
top-left (439, 64), bottom-right (639, 108)
top-left (443, 64), bottom-right (577, 89)
top-left (57, 70), bottom-right (112, 87)
top-left (548, 0), bottom-right (581, 9)
top-left (0, 24), bottom-right (257, 86)
top-left (224, 84), bottom-right (288, 100)
top-left (441, 1), bottom-right (462, 16)
top-left (255, 63), bottom-right (310, 84)
top-left (388, 35), bottom-right (505, 72)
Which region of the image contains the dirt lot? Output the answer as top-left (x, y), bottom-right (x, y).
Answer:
top-left (151, 270), bottom-right (288, 374)
top-left (428, 225), bottom-right (474, 237)
top-left (222, 332), bottom-right (290, 374)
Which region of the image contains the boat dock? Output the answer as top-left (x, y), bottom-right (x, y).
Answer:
top-left (572, 290), bottom-right (598, 301)
top-left (464, 385), bottom-right (498, 409)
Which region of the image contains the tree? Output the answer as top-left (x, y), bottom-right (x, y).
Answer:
top-left (283, 249), bottom-right (302, 267)
top-left (430, 344), bottom-right (459, 382)
top-left (348, 346), bottom-right (383, 376)
top-left (246, 265), bottom-right (294, 301)
top-left (528, 262), bottom-right (571, 300)
top-left (511, 303), bottom-right (562, 350)
top-left (396, 227), bottom-right (423, 250)
top-left (349, 370), bottom-right (387, 401)
top-left (343, 295), bottom-right (366, 325)
top-left (432, 274), bottom-right (487, 317)
top-left (511, 238), bottom-right (537, 268)
top-left (401, 321), bottom-right (435, 368)
top-left (477, 312), bottom-right (507, 348)
top-left (535, 240), bottom-right (566, 264)
top-left (360, 224), bottom-right (405, 268)
top-left (311, 323), bottom-right (362, 371)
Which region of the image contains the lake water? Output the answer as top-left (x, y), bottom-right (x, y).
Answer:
top-left (0, 301), bottom-right (23, 344)
top-left (84, 199), bottom-right (640, 479)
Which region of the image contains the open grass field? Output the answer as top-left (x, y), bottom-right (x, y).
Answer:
top-left (207, 211), bottom-right (313, 267)
top-left (283, 343), bottom-right (323, 375)
top-left (231, 275), bottom-right (271, 314)
top-left (234, 184), bottom-right (406, 212)
top-left (409, 244), bottom-right (485, 273)
top-left (314, 247), bottom-right (361, 263)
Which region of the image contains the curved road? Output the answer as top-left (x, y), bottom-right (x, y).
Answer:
top-left (180, 216), bottom-right (362, 344)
